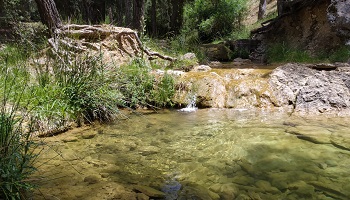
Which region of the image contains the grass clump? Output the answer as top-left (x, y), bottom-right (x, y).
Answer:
top-left (327, 46), bottom-right (350, 63)
top-left (31, 52), bottom-right (122, 125)
top-left (0, 63), bottom-right (38, 200)
top-left (267, 42), bottom-right (350, 63)
top-left (267, 42), bottom-right (314, 63)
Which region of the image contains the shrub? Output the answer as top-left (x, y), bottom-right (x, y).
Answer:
top-left (116, 59), bottom-right (175, 108)
top-left (182, 0), bottom-right (247, 43)
top-left (51, 53), bottom-right (121, 123)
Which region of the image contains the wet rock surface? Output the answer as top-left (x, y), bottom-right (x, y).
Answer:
top-left (174, 66), bottom-right (275, 109)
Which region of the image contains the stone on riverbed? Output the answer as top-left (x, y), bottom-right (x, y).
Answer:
top-left (84, 175), bottom-right (100, 184)
top-left (285, 126), bottom-right (332, 144)
top-left (133, 185), bottom-right (165, 198)
top-left (138, 146), bottom-right (160, 156)
top-left (62, 136), bottom-right (79, 142)
top-left (330, 131), bottom-right (350, 151)
top-left (288, 181), bottom-right (315, 197)
top-left (308, 181), bottom-right (349, 199)
top-left (81, 132), bottom-right (97, 139)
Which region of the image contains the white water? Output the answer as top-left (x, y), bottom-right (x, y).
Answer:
top-left (178, 95), bottom-right (198, 112)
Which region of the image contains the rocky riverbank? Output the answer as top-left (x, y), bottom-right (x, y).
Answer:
top-left (172, 62), bottom-right (350, 116)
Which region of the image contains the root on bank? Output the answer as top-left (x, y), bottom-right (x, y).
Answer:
top-left (48, 24), bottom-right (176, 63)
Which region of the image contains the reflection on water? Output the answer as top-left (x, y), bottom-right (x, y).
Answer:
top-left (33, 109), bottom-right (350, 200)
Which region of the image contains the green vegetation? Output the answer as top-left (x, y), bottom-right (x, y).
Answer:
top-left (0, 42), bottom-right (177, 198)
top-left (267, 42), bottom-right (350, 63)
top-left (31, 52), bottom-right (121, 125)
top-left (28, 52), bottom-right (176, 126)
top-left (0, 60), bottom-right (37, 200)
top-left (117, 59), bottom-right (175, 108)
top-left (182, 0), bottom-right (247, 43)
top-left (267, 43), bottom-right (314, 63)
top-left (327, 46), bottom-right (350, 63)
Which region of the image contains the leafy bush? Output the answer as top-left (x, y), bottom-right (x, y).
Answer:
top-left (182, 0), bottom-right (247, 43)
top-left (116, 59), bottom-right (175, 108)
top-left (13, 22), bottom-right (48, 54)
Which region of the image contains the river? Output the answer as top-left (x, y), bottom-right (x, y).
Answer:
top-left (31, 109), bottom-right (350, 200)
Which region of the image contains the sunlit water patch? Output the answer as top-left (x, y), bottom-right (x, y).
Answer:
top-left (32, 109), bottom-right (350, 200)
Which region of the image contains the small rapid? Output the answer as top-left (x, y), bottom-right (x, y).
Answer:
top-left (178, 94), bottom-right (198, 112)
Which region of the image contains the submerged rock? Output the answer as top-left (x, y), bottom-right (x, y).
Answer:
top-left (133, 185), bottom-right (165, 198)
top-left (62, 136), bottom-right (79, 142)
top-left (191, 65), bottom-right (212, 72)
top-left (285, 126), bottom-right (332, 144)
top-left (84, 175), bottom-right (100, 184)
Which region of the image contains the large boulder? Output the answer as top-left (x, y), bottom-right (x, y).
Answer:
top-left (201, 43), bottom-right (232, 61)
top-left (269, 63), bottom-right (350, 115)
top-left (173, 68), bottom-right (275, 109)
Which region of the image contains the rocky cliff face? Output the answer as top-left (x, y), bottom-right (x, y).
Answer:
top-left (252, 0), bottom-right (350, 58)
top-left (327, 0), bottom-right (350, 41)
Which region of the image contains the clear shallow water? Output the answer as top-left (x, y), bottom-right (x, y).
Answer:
top-left (33, 109), bottom-right (350, 200)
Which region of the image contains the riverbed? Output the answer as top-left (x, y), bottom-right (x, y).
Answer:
top-left (31, 109), bottom-right (350, 199)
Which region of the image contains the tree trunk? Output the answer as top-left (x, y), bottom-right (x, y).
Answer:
top-left (125, 0), bottom-right (133, 27)
top-left (258, 0), bottom-right (267, 20)
top-left (277, 0), bottom-right (283, 16)
top-left (132, 0), bottom-right (145, 33)
top-left (81, 0), bottom-right (106, 24)
top-left (151, 0), bottom-right (157, 36)
top-left (170, 0), bottom-right (184, 34)
top-left (92, 0), bottom-right (106, 24)
top-left (0, 0), bottom-right (4, 23)
top-left (115, 0), bottom-right (125, 26)
top-left (35, 0), bottom-right (62, 33)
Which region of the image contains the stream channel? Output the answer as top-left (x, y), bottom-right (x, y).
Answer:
top-left (32, 108), bottom-right (350, 200)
